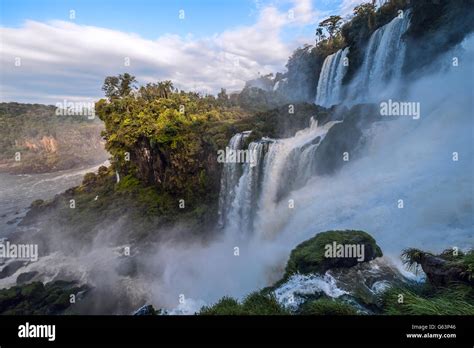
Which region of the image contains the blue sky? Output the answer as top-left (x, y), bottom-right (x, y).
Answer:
top-left (0, 0), bottom-right (364, 103)
top-left (1, 0), bottom-right (258, 38)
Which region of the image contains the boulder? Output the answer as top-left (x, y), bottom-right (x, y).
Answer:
top-left (284, 230), bottom-right (383, 278)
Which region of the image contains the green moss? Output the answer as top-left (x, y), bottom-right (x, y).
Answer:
top-left (284, 230), bottom-right (382, 279)
top-left (300, 298), bottom-right (358, 315)
top-left (30, 199), bottom-right (45, 208)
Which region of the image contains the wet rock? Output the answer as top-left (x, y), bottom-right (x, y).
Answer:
top-left (16, 271), bottom-right (38, 284)
top-left (0, 260), bottom-right (27, 279)
top-left (133, 304), bottom-right (157, 316)
top-left (402, 248), bottom-right (474, 286)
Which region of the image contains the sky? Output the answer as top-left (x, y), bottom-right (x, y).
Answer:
top-left (0, 0), bottom-right (365, 104)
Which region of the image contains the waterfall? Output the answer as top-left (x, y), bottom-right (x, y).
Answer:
top-left (315, 11), bottom-right (411, 105)
top-left (253, 119), bottom-right (339, 238)
top-left (217, 131), bottom-right (251, 228)
top-left (315, 47), bottom-right (349, 107)
top-left (351, 11), bottom-right (411, 100)
top-left (223, 139), bottom-right (272, 236)
top-left (217, 119), bottom-right (339, 237)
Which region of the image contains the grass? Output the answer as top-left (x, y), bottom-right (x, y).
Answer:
top-left (381, 283), bottom-right (474, 315)
top-left (299, 298), bottom-right (358, 315)
top-left (199, 292), bottom-right (290, 315)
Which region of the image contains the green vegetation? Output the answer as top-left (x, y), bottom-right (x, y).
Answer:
top-left (199, 292), bottom-right (289, 315)
top-left (197, 230), bottom-right (473, 316)
top-left (381, 284), bottom-right (474, 315)
top-left (299, 298), bottom-right (358, 315)
top-left (95, 76), bottom-right (253, 221)
top-left (402, 248), bottom-right (474, 285)
top-left (0, 281), bottom-right (87, 315)
top-left (283, 230), bottom-right (383, 279)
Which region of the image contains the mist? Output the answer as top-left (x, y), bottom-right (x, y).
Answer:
top-left (139, 34), bottom-right (474, 311)
top-left (2, 33), bottom-right (472, 316)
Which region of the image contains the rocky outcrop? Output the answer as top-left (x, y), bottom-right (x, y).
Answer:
top-left (313, 103), bottom-right (382, 175)
top-left (402, 248), bottom-right (474, 286)
top-left (284, 230), bottom-right (383, 279)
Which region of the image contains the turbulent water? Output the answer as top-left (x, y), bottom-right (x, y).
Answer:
top-left (0, 11), bottom-right (472, 315)
top-left (148, 34), bottom-right (474, 313)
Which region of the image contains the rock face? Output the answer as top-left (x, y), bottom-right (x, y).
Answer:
top-left (312, 103), bottom-right (382, 176)
top-left (131, 137), bottom-right (168, 186)
top-left (133, 304), bottom-right (157, 316)
top-left (284, 230), bottom-right (383, 279)
top-left (403, 248), bottom-right (474, 286)
top-left (0, 102), bottom-right (108, 174)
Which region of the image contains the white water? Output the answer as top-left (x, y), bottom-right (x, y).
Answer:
top-left (315, 11), bottom-right (411, 105)
top-left (273, 273), bottom-right (347, 311)
top-left (218, 119), bottom-right (339, 238)
top-left (315, 47), bottom-right (349, 107)
top-left (351, 11), bottom-right (411, 101)
top-left (3, 14), bottom-right (471, 316)
top-left (150, 35), bottom-right (473, 313)
top-left (217, 131), bottom-right (251, 229)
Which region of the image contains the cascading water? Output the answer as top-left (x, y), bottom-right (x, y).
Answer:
top-left (315, 47), bottom-right (349, 107)
top-left (315, 10), bottom-right (411, 105)
top-left (355, 10), bottom-right (411, 98)
top-left (152, 35), bottom-right (473, 313)
top-left (218, 118), bottom-right (339, 238)
top-left (217, 131), bottom-right (251, 228)
top-left (223, 139), bottom-right (272, 236)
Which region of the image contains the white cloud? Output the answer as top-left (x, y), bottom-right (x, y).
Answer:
top-left (0, 1), bottom-right (327, 103)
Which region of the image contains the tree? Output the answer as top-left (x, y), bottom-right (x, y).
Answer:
top-left (353, 3), bottom-right (376, 16)
top-left (353, 3), bottom-right (376, 29)
top-left (319, 15), bottom-right (343, 39)
top-left (102, 76), bottom-right (120, 99)
top-left (157, 80), bottom-right (174, 99)
top-left (217, 88), bottom-right (229, 105)
top-left (315, 27), bottom-right (326, 43)
top-left (137, 81), bottom-right (174, 101)
top-left (102, 73), bottom-right (137, 100)
top-left (118, 73), bottom-right (137, 97)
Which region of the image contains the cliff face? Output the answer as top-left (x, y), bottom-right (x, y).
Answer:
top-left (404, 0), bottom-right (474, 75)
top-left (273, 0), bottom-right (474, 103)
top-left (129, 134), bottom-right (222, 197)
top-left (0, 103), bottom-right (108, 174)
